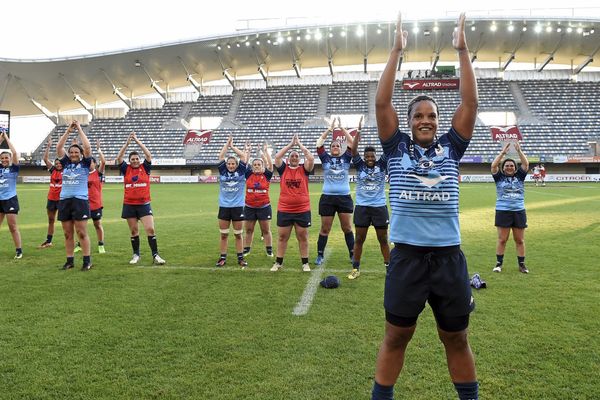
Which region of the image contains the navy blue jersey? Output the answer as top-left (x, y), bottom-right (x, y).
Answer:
top-left (353, 155), bottom-right (387, 207)
top-left (382, 127), bottom-right (468, 246)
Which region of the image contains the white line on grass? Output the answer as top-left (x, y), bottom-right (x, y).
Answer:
top-left (292, 247), bottom-right (332, 316)
top-left (134, 264), bottom-right (384, 274)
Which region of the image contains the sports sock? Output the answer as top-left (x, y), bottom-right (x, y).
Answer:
top-left (237, 252), bottom-right (244, 261)
top-left (344, 231), bottom-right (355, 257)
top-left (16, 248), bottom-right (22, 255)
top-left (266, 246), bottom-right (273, 254)
top-left (67, 256), bottom-right (74, 264)
top-left (47, 234), bottom-right (53, 243)
top-left (131, 236), bottom-right (140, 255)
top-left (496, 254), bottom-right (504, 265)
top-left (276, 257), bottom-right (283, 265)
top-left (83, 255), bottom-right (91, 266)
top-left (220, 254), bottom-right (227, 260)
top-left (352, 260), bottom-right (360, 269)
top-left (301, 257), bottom-right (308, 264)
top-left (243, 246), bottom-right (250, 253)
top-left (371, 381), bottom-right (394, 400)
top-left (98, 241), bottom-right (104, 246)
top-left (454, 381), bottom-right (479, 400)
top-left (317, 234), bottom-right (328, 256)
top-left (147, 235), bottom-right (158, 257)
top-left (518, 256), bottom-right (525, 266)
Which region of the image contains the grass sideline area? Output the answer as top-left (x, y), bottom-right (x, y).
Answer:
top-left (1, 182), bottom-right (599, 399)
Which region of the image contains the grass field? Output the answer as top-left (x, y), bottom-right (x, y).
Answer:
top-left (1, 182), bottom-right (599, 399)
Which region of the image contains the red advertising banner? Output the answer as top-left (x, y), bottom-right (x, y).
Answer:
top-left (183, 130), bottom-right (212, 145)
top-left (490, 126), bottom-right (523, 141)
top-left (332, 128), bottom-right (357, 142)
top-left (402, 79), bottom-right (460, 90)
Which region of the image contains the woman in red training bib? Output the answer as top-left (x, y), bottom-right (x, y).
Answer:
top-left (243, 142), bottom-right (274, 258)
top-left (270, 134), bottom-right (314, 272)
top-left (116, 132), bottom-right (165, 265)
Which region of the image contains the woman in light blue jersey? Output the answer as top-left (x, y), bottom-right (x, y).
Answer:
top-left (371, 13), bottom-right (480, 400)
top-left (215, 135), bottom-right (249, 268)
top-left (314, 117), bottom-right (356, 265)
top-left (491, 142), bottom-right (529, 274)
top-left (0, 132), bottom-right (23, 259)
top-left (56, 121), bottom-right (94, 271)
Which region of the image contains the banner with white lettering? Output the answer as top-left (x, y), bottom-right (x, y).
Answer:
top-left (402, 79), bottom-right (460, 90)
top-left (183, 130), bottom-right (212, 145)
top-left (490, 126), bottom-right (523, 141)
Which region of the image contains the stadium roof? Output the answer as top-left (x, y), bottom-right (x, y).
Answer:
top-left (1, 15), bottom-right (599, 117)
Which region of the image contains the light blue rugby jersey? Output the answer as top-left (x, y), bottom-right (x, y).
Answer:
top-left (59, 155), bottom-right (92, 200)
top-left (0, 165), bottom-right (19, 200)
top-left (218, 160), bottom-right (247, 208)
top-left (352, 155), bottom-right (387, 207)
top-left (318, 147), bottom-right (352, 195)
top-left (493, 168), bottom-right (527, 211)
top-left (381, 127), bottom-right (469, 246)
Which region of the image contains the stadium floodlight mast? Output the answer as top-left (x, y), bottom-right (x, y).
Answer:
top-left (100, 69), bottom-right (132, 108)
top-left (135, 61), bottom-right (167, 101)
top-left (177, 57), bottom-right (203, 96)
top-left (574, 56), bottom-right (594, 74)
top-left (59, 73), bottom-right (94, 118)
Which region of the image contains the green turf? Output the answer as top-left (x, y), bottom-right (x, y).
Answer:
top-left (0, 183), bottom-right (599, 399)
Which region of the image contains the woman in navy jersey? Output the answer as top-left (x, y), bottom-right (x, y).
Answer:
top-left (56, 121), bottom-right (94, 271)
top-left (347, 129), bottom-right (390, 280)
top-left (0, 132), bottom-right (23, 259)
top-left (117, 132), bottom-right (165, 265)
top-left (491, 142), bottom-right (529, 274)
top-left (314, 117), bottom-right (356, 265)
top-left (243, 143), bottom-right (274, 258)
top-left (39, 137), bottom-right (63, 249)
top-left (215, 135), bottom-right (249, 268)
top-left (371, 13), bottom-right (480, 400)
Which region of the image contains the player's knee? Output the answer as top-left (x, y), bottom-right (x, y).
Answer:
top-left (233, 229), bottom-right (243, 237)
top-left (383, 324), bottom-right (415, 349)
top-left (355, 233), bottom-right (366, 244)
top-left (319, 227), bottom-right (331, 235)
top-left (8, 222), bottom-right (18, 233)
top-left (438, 329), bottom-right (469, 350)
top-left (514, 237), bottom-right (524, 246)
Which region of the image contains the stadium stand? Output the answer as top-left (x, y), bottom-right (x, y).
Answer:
top-left (30, 77), bottom-right (599, 165)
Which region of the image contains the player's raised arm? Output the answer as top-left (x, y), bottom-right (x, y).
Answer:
top-left (43, 137), bottom-right (54, 169)
top-left (274, 136), bottom-right (295, 168)
top-left (3, 133), bottom-right (19, 165)
top-left (451, 12), bottom-right (479, 140)
top-left (491, 143), bottom-right (510, 174)
top-left (297, 135), bottom-right (314, 172)
top-left (73, 121), bottom-right (92, 158)
top-left (514, 142), bottom-right (529, 172)
top-left (56, 123), bottom-right (74, 159)
top-left (132, 133), bottom-right (152, 163)
top-left (376, 12), bottom-right (406, 142)
top-left (116, 133), bottom-right (132, 165)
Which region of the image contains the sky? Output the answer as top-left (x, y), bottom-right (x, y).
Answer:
top-left (3, 0), bottom-right (599, 151)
